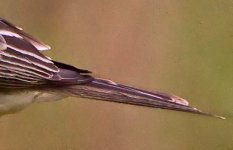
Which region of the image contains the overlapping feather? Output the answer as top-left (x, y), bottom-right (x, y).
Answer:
top-left (0, 18), bottom-right (59, 87)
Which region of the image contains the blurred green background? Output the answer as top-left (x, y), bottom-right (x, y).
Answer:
top-left (0, 0), bottom-right (233, 149)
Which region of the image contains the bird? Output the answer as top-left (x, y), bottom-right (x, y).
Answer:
top-left (0, 18), bottom-right (224, 119)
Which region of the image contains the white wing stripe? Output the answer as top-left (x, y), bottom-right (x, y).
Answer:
top-left (0, 29), bottom-right (22, 38)
top-left (0, 60), bottom-right (52, 78)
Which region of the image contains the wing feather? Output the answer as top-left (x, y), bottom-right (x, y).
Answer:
top-left (0, 18), bottom-right (91, 88)
top-left (0, 18), bottom-right (60, 87)
top-left (0, 61), bottom-right (51, 78)
top-left (0, 18), bottom-right (50, 51)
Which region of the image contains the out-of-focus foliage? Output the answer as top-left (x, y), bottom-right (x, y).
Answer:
top-left (0, 0), bottom-right (232, 150)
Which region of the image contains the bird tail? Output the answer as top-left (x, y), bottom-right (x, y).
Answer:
top-left (65, 78), bottom-right (225, 119)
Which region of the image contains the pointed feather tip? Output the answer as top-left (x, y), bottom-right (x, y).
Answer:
top-left (209, 113), bottom-right (226, 120)
top-left (214, 115), bottom-right (226, 120)
top-left (193, 107), bottom-right (226, 120)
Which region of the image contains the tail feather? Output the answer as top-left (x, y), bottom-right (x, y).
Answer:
top-left (65, 78), bottom-right (225, 119)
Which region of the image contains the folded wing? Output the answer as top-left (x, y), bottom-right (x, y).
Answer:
top-left (0, 18), bottom-right (91, 88)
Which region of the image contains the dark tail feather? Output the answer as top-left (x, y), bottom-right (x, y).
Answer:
top-left (66, 78), bottom-right (225, 119)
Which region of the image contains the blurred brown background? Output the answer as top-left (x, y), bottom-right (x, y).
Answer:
top-left (0, 0), bottom-right (233, 150)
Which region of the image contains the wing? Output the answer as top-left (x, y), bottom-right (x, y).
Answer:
top-left (0, 18), bottom-right (91, 88)
top-left (0, 18), bottom-right (50, 51)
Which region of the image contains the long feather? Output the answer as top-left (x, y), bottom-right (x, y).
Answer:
top-left (65, 78), bottom-right (225, 119)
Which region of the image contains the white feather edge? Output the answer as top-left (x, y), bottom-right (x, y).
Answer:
top-left (0, 29), bottom-right (51, 51)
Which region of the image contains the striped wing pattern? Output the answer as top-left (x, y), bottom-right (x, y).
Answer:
top-left (0, 18), bottom-right (223, 118)
top-left (0, 18), bottom-right (60, 88)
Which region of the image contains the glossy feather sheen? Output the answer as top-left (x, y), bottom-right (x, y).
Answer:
top-left (0, 18), bottom-right (224, 119)
top-left (0, 19), bottom-right (60, 86)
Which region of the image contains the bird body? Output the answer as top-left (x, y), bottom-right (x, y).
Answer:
top-left (0, 88), bottom-right (67, 114)
top-left (0, 89), bottom-right (38, 113)
top-left (0, 18), bottom-right (224, 119)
